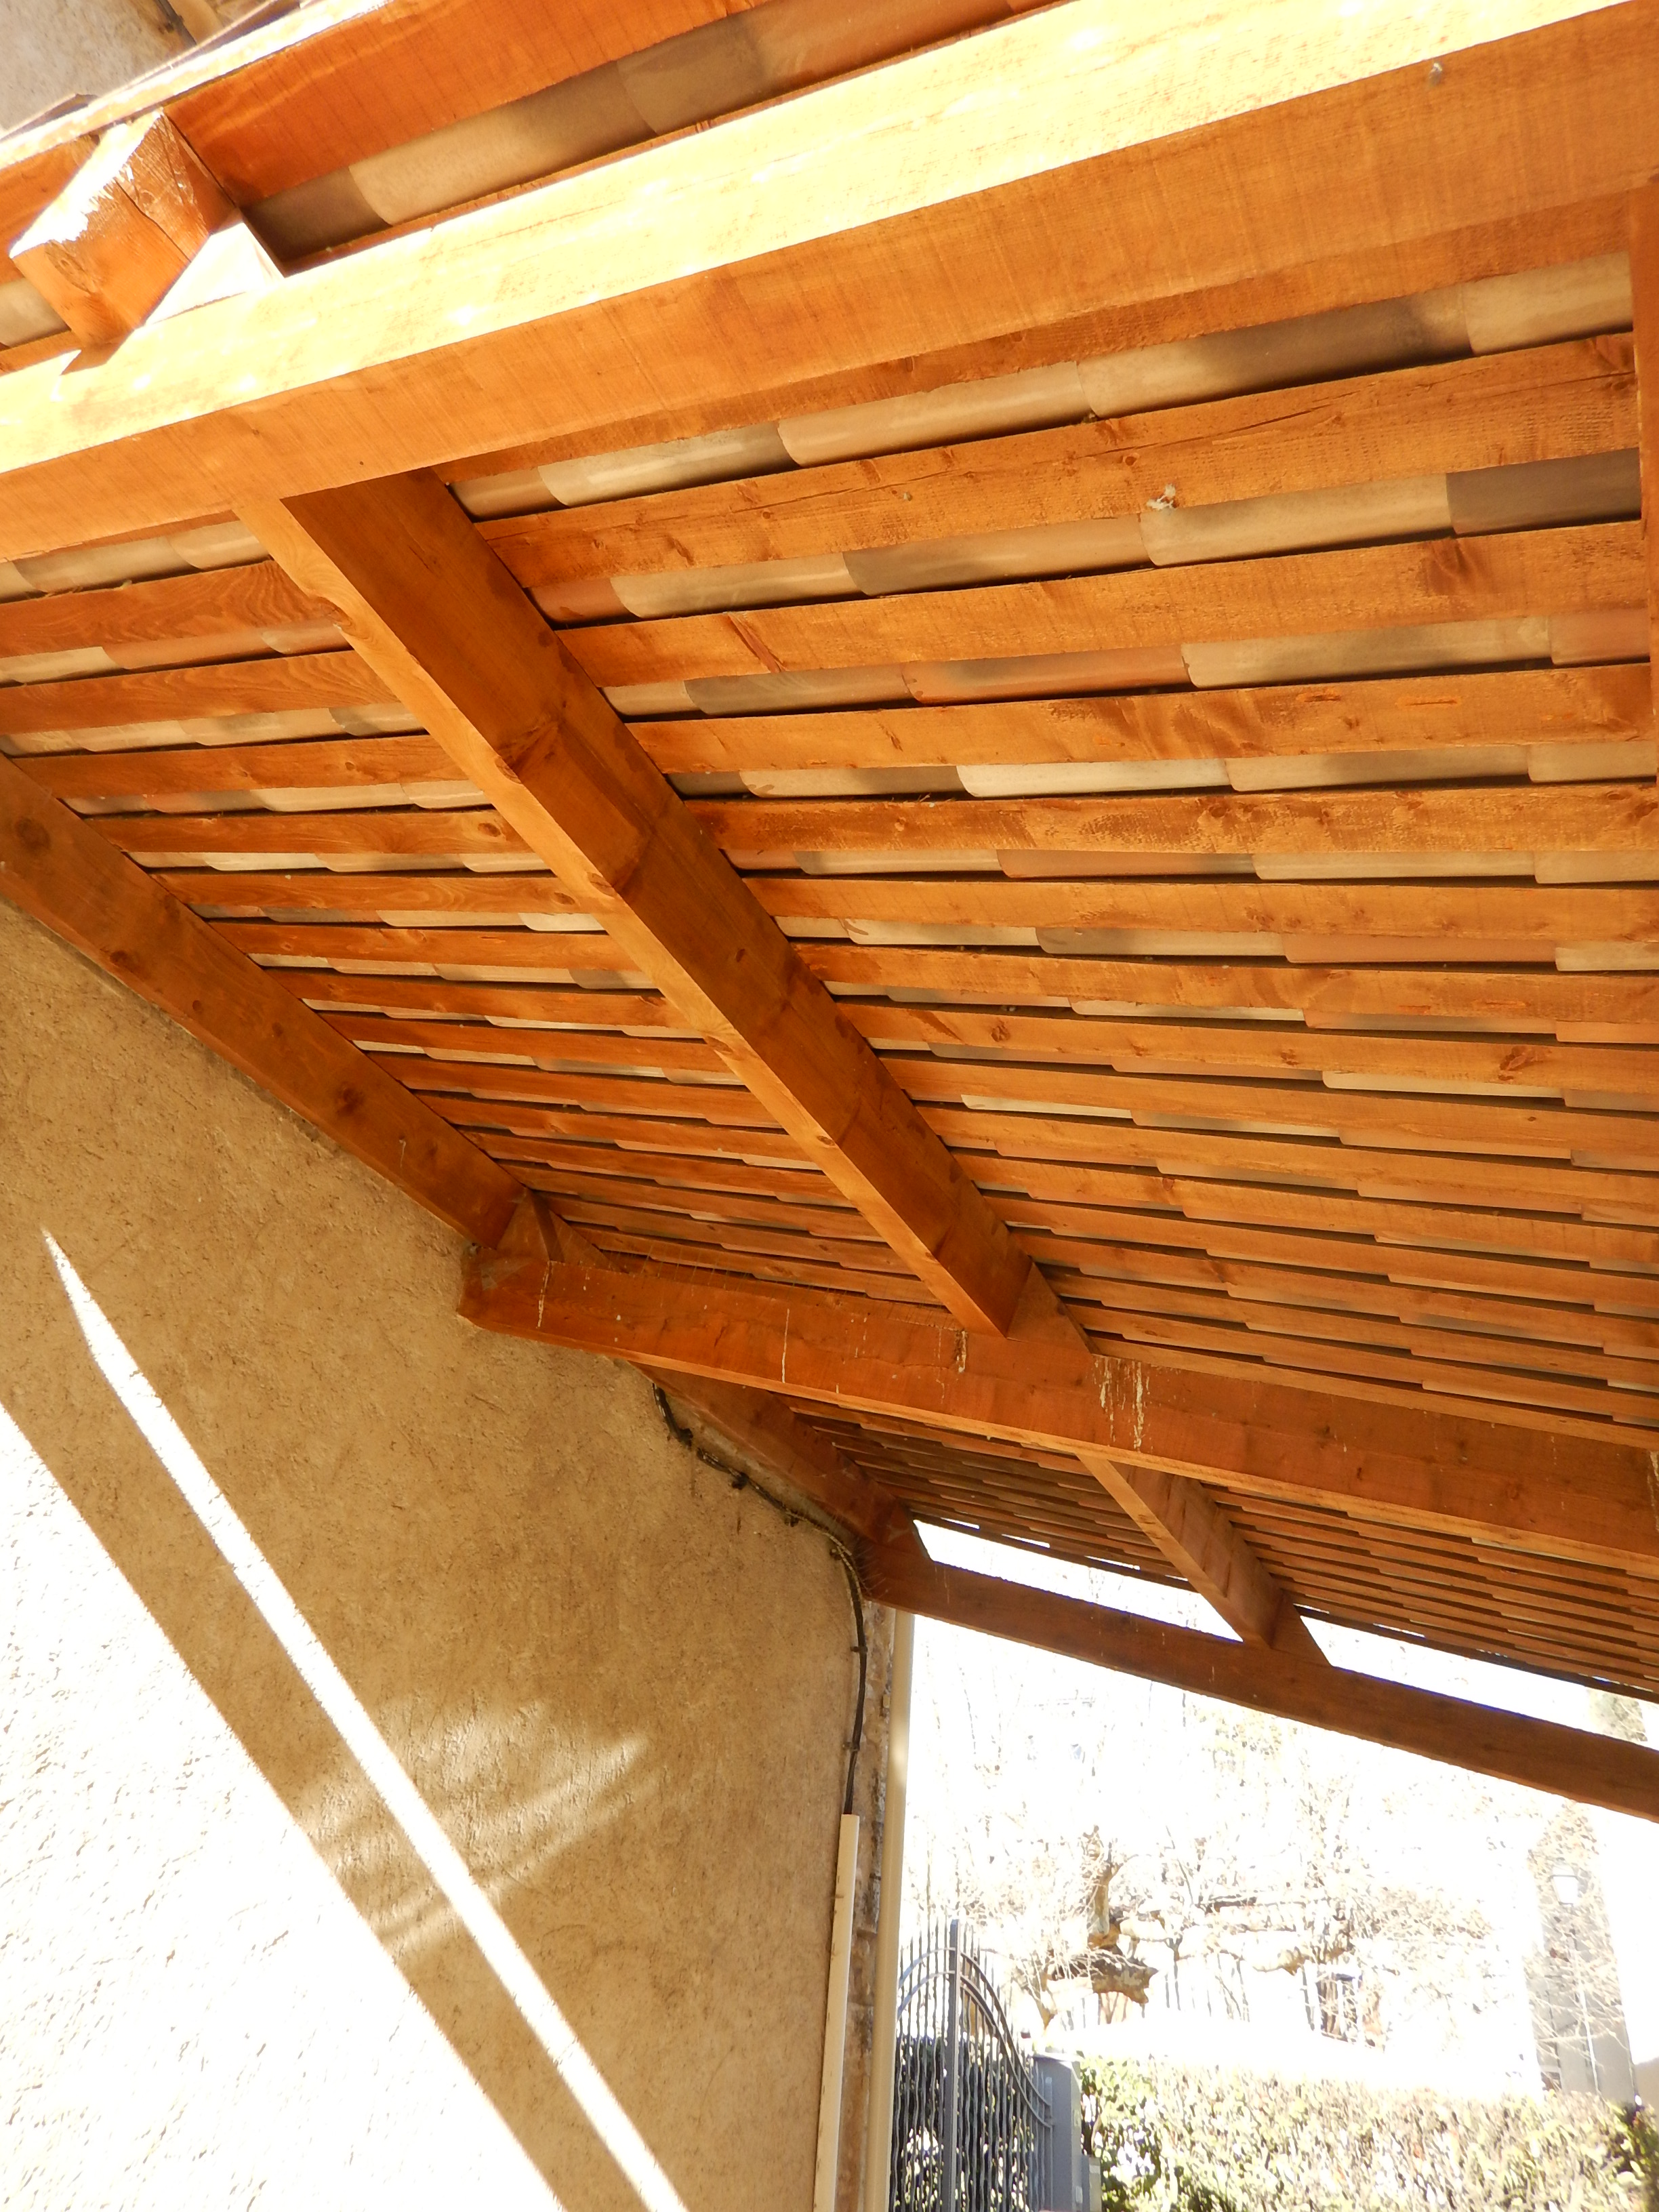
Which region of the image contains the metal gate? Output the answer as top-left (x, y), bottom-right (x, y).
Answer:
top-left (887, 1919), bottom-right (1048, 2212)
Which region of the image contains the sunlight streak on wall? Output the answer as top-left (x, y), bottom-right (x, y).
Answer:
top-left (44, 1231), bottom-right (689, 2212)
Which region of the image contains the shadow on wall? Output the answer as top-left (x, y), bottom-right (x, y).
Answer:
top-left (0, 1218), bottom-right (842, 2211)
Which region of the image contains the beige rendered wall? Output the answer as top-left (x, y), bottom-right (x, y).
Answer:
top-left (0, 0), bottom-right (184, 131)
top-left (0, 899), bottom-right (859, 2212)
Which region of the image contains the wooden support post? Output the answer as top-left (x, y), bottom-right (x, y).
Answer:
top-left (245, 472), bottom-right (1033, 1334)
top-left (9, 112), bottom-right (234, 344)
top-left (0, 753), bottom-right (520, 1245)
top-left (859, 1547), bottom-right (1659, 1826)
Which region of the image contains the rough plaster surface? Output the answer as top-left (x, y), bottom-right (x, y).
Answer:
top-left (0, 901), bottom-right (853, 2211)
top-left (0, 0), bottom-right (182, 130)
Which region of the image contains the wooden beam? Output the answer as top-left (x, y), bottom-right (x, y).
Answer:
top-left (243, 471), bottom-right (1033, 1334)
top-left (3, 4), bottom-right (1658, 554)
top-left (483, 1189), bottom-right (922, 1553)
top-left (457, 1254), bottom-right (1659, 1578)
top-left (0, 753), bottom-right (520, 1244)
top-left (1634, 181), bottom-right (1659, 724)
top-left (10, 112), bottom-right (234, 346)
top-left (858, 1547), bottom-right (1659, 1824)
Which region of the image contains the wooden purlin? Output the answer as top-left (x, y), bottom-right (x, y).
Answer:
top-left (457, 1255), bottom-right (1659, 1580)
top-left (5, 5), bottom-right (1659, 553)
top-left (243, 470), bottom-right (1034, 1334)
top-left (857, 1552), bottom-right (1659, 1824)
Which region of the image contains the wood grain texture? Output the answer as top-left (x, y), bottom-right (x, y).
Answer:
top-left (858, 1551), bottom-right (1659, 1824)
top-left (0, 753), bottom-right (520, 1242)
top-left (483, 338), bottom-right (1637, 582)
top-left (1633, 181), bottom-right (1659, 721)
top-left (244, 470), bottom-right (1034, 1333)
top-left (567, 526), bottom-right (1645, 687)
top-left (2, 5), bottom-right (1656, 554)
top-left (457, 1252), bottom-right (1659, 1577)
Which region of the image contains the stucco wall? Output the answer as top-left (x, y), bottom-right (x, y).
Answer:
top-left (0, 0), bottom-right (183, 131)
top-left (0, 899), bottom-right (855, 2211)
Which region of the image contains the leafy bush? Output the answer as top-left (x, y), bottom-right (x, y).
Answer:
top-left (1074, 2057), bottom-right (1658, 2211)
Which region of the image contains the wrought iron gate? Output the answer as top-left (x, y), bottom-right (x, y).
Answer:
top-left (887, 1919), bottom-right (1048, 2212)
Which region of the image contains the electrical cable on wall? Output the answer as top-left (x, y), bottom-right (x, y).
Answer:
top-left (651, 1384), bottom-right (868, 1816)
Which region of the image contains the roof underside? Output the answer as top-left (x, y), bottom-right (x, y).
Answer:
top-left (3, 0), bottom-right (1658, 1716)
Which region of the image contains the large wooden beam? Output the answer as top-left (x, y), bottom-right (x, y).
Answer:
top-left (245, 471), bottom-right (1032, 1334)
top-left (859, 1546), bottom-right (1659, 1824)
top-left (3, 4), bottom-right (1658, 554)
top-left (457, 1254), bottom-right (1659, 1578)
top-left (0, 754), bottom-right (520, 1245)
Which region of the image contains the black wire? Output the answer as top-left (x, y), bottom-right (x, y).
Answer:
top-left (651, 1382), bottom-right (867, 1815)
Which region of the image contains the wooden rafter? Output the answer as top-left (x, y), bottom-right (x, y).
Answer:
top-left (456, 1254), bottom-right (1659, 1580)
top-left (0, 754), bottom-right (520, 1244)
top-left (243, 472), bottom-right (1033, 1334)
top-left (3, 5), bottom-right (1659, 553)
top-left (859, 1548), bottom-right (1659, 1824)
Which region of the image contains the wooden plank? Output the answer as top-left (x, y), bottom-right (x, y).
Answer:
top-left (215, 920), bottom-right (630, 966)
top-left (3, 5), bottom-right (1657, 554)
top-left (0, 753), bottom-right (520, 1243)
top-left (639, 665), bottom-right (1655, 773)
top-left (804, 945), bottom-right (1659, 1035)
top-left (397, 1062), bottom-right (779, 1128)
top-left (843, 1002), bottom-right (1659, 1097)
top-left (1633, 182), bottom-right (1659, 703)
top-left (245, 471), bottom-right (1034, 1334)
top-left (483, 338), bottom-right (1637, 581)
top-left (322, 1010), bottom-right (726, 1076)
top-left (859, 1552), bottom-right (1659, 1822)
top-left (99, 809), bottom-right (529, 861)
top-left (451, 1103), bottom-right (809, 1165)
top-left (0, 653), bottom-right (389, 742)
top-left (457, 1252), bottom-right (1659, 1578)
top-left (278, 971), bottom-right (670, 1025)
top-left (0, 561), bottom-right (327, 659)
top-left (10, 113), bottom-right (235, 346)
top-left (698, 781), bottom-right (1659, 859)
top-left (159, 872), bottom-right (587, 920)
top-left (570, 525), bottom-right (1645, 687)
top-left (921, 1104), bottom-right (1659, 1223)
top-left (754, 873), bottom-right (1659, 948)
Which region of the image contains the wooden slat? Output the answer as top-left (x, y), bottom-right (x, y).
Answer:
top-left (843, 1001), bottom-right (1659, 1097)
top-left (452, 1103), bottom-right (808, 1165)
top-left (804, 945), bottom-right (1659, 1034)
top-left (396, 1061), bottom-right (778, 1128)
top-left (922, 1105), bottom-right (1659, 1223)
top-left (483, 338), bottom-right (1637, 582)
top-left (159, 872), bottom-right (586, 919)
top-left (246, 470), bottom-right (1035, 1334)
top-left (214, 920), bottom-right (630, 967)
top-left (753, 874), bottom-right (1659, 949)
top-left (3, 5), bottom-right (1658, 554)
top-left (458, 1251), bottom-right (1659, 1577)
top-left (565, 525), bottom-right (1645, 687)
top-left (279, 971), bottom-right (670, 1025)
top-left (0, 561), bottom-right (327, 659)
top-left (322, 1010), bottom-right (726, 1077)
top-left (640, 664), bottom-right (1655, 773)
top-left (0, 754), bottom-right (520, 1243)
top-left (0, 653), bottom-right (389, 741)
top-left (699, 781), bottom-right (1659, 857)
top-left (100, 808), bottom-right (529, 860)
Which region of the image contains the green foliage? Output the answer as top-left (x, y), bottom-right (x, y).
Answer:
top-left (1074, 2057), bottom-right (1653, 2212)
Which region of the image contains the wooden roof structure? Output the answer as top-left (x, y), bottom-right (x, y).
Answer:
top-left (3, 0), bottom-right (1659, 1818)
